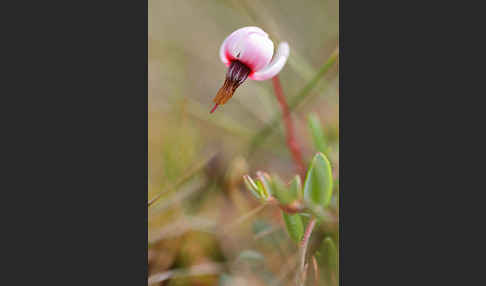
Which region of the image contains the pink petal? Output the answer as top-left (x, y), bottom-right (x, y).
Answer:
top-left (219, 26), bottom-right (273, 71)
top-left (250, 42), bottom-right (289, 81)
top-left (234, 32), bottom-right (274, 72)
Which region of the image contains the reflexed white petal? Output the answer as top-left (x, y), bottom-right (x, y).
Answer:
top-left (250, 42), bottom-right (289, 81)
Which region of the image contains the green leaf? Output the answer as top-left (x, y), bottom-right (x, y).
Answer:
top-left (308, 113), bottom-right (327, 154)
top-left (304, 153), bottom-right (333, 208)
top-left (324, 237), bottom-right (338, 270)
top-left (271, 174), bottom-right (293, 205)
top-left (289, 175), bottom-right (302, 200)
top-left (243, 175), bottom-right (261, 199)
top-left (317, 237), bottom-right (338, 272)
top-left (315, 236), bottom-right (338, 285)
top-left (282, 211), bottom-right (304, 243)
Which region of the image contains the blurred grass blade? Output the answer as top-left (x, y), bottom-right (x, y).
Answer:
top-left (288, 48), bottom-right (339, 109)
top-left (308, 112), bottom-right (327, 154)
top-left (237, 249), bottom-right (265, 263)
top-left (303, 153), bottom-right (333, 209)
top-left (148, 262), bottom-right (223, 285)
top-left (148, 152), bottom-right (217, 207)
top-left (223, 204), bottom-right (266, 234)
top-left (218, 273), bottom-right (233, 286)
top-left (185, 98), bottom-right (253, 137)
top-left (282, 212), bottom-right (304, 243)
top-left (248, 48), bottom-right (339, 155)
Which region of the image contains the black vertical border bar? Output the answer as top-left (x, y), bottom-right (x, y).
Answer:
top-left (0, 0), bottom-right (148, 284)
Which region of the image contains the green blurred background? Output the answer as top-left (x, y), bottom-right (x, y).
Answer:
top-left (148, 0), bottom-right (338, 285)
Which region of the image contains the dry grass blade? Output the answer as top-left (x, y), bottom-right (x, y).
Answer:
top-left (149, 181), bottom-right (205, 215)
top-left (185, 98), bottom-right (254, 137)
top-left (222, 204), bottom-right (266, 234)
top-left (149, 216), bottom-right (217, 244)
top-left (253, 225), bottom-right (281, 240)
top-left (148, 262), bottom-right (223, 285)
top-left (148, 152), bottom-right (217, 207)
top-left (269, 253), bottom-right (299, 286)
top-left (312, 256), bottom-right (319, 286)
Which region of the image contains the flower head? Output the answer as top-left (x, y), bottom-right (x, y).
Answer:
top-left (211, 26), bottom-right (290, 113)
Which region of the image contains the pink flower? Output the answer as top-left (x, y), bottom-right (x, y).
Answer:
top-left (211, 26), bottom-right (290, 113)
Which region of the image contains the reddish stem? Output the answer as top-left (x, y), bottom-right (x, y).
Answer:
top-left (271, 76), bottom-right (305, 178)
top-left (298, 218), bottom-right (317, 286)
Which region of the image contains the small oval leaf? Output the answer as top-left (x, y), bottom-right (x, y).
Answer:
top-left (317, 237), bottom-right (338, 272)
top-left (315, 236), bottom-right (338, 285)
top-left (304, 152), bottom-right (333, 208)
top-left (257, 171), bottom-right (273, 198)
top-left (289, 175), bottom-right (302, 200)
top-left (243, 175), bottom-right (261, 199)
top-left (282, 211), bottom-right (304, 243)
top-left (272, 174), bottom-right (293, 205)
top-left (255, 181), bottom-right (266, 199)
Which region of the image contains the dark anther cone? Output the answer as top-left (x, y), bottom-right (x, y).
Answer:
top-left (211, 61), bottom-right (251, 113)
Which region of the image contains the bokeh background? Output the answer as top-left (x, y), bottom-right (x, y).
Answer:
top-left (148, 0), bottom-right (339, 285)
